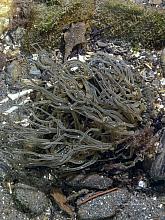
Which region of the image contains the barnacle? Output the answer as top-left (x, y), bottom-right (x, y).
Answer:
top-left (1, 52), bottom-right (154, 171)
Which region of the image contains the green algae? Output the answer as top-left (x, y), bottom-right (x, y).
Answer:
top-left (22, 0), bottom-right (165, 51)
top-left (23, 0), bottom-right (95, 51)
top-left (94, 0), bottom-right (165, 48)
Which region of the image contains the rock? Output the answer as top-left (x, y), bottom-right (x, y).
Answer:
top-left (64, 22), bottom-right (86, 61)
top-left (149, 0), bottom-right (162, 5)
top-left (0, 184), bottom-right (29, 220)
top-left (114, 193), bottom-right (164, 220)
top-left (66, 174), bottom-right (113, 190)
top-left (52, 211), bottom-right (68, 220)
top-left (78, 188), bottom-right (164, 220)
top-left (78, 189), bottom-right (129, 219)
top-left (7, 60), bottom-right (23, 82)
top-left (13, 183), bottom-right (50, 217)
top-left (133, 0), bottom-right (148, 3)
top-left (96, 41), bottom-right (108, 48)
top-left (0, 0), bottom-right (12, 36)
top-left (29, 64), bottom-right (41, 78)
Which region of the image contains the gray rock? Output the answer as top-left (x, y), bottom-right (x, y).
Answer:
top-left (78, 189), bottom-right (129, 220)
top-left (52, 211), bottom-right (68, 220)
top-left (114, 193), bottom-right (164, 220)
top-left (149, 0), bottom-right (162, 5)
top-left (67, 174), bottom-right (113, 190)
top-left (29, 64), bottom-right (41, 77)
top-left (13, 183), bottom-right (50, 217)
top-left (96, 41), bottom-right (108, 48)
top-left (0, 184), bottom-right (29, 220)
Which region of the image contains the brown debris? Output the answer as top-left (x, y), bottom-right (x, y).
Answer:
top-left (77, 187), bottom-right (118, 206)
top-left (50, 188), bottom-right (74, 217)
top-left (63, 21), bottom-right (86, 61)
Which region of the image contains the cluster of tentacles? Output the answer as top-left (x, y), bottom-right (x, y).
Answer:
top-left (1, 52), bottom-right (156, 172)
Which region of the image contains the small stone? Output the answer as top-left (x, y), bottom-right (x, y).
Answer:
top-left (13, 183), bottom-right (50, 217)
top-left (52, 211), bottom-right (68, 220)
top-left (0, 185), bottom-right (29, 220)
top-left (114, 193), bottom-right (164, 220)
top-left (78, 189), bottom-right (129, 220)
top-left (66, 174), bottom-right (113, 190)
top-left (7, 60), bottom-right (22, 82)
top-left (96, 41), bottom-right (108, 48)
top-left (149, 0), bottom-right (162, 5)
top-left (29, 64), bottom-right (41, 77)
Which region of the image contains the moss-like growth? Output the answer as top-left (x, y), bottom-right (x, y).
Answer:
top-left (23, 0), bottom-right (165, 50)
top-left (23, 0), bottom-right (95, 51)
top-left (0, 0), bottom-right (13, 35)
top-left (94, 0), bottom-right (165, 48)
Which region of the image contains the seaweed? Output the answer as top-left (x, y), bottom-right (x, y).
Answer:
top-left (1, 52), bottom-right (156, 172)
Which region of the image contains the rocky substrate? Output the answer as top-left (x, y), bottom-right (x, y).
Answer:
top-left (0, 1), bottom-right (165, 219)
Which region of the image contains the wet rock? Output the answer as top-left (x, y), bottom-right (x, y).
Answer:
top-left (29, 64), bottom-right (41, 78)
top-left (64, 22), bottom-right (86, 61)
top-left (52, 211), bottom-right (68, 220)
top-left (6, 60), bottom-right (26, 82)
top-left (66, 174), bottom-right (113, 190)
top-left (0, 184), bottom-right (29, 220)
top-left (0, 0), bottom-right (12, 36)
top-left (133, 0), bottom-right (148, 3)
top-left (78, 189), bottom-right (129, 219)
top-left (114, 193), bottom-right (164, 220)
top-left (96, 41), bottom-right (108, 48)
top-left (13, 183), bottom-right (50, 217)
top-left (149, 0), bottom-right (162, 5)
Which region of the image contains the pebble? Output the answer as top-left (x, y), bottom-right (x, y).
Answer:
top-left (29, 64), bottom-right (41, 78)
top-left (114, 193), bottom-right (164, 220)
top-left (66, 173), bottom-right (113, 190)
top-left (96, 41), bottom-right (108, 48)
top-left (0, 184), bottom-right (29, 220)
top-left (6, 60), bottom-right (22, 82)
top-left (52, 211), bottom-right (68, 220)
top-left (78, 188), bottom-right (164, 220)
top-left (12, 183), bottom-right (50, 217)
top-left (78, 189), bottom-right (129, 219)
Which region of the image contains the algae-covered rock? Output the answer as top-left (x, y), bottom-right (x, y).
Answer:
top-left (94, 0), bottom-right (165, 48)
top-left (23, 0), bottom-right (95, 51)
top-left (0, 0), bottom-right (13, 36)
top-left (23, 0), bottom-right (165, 50)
